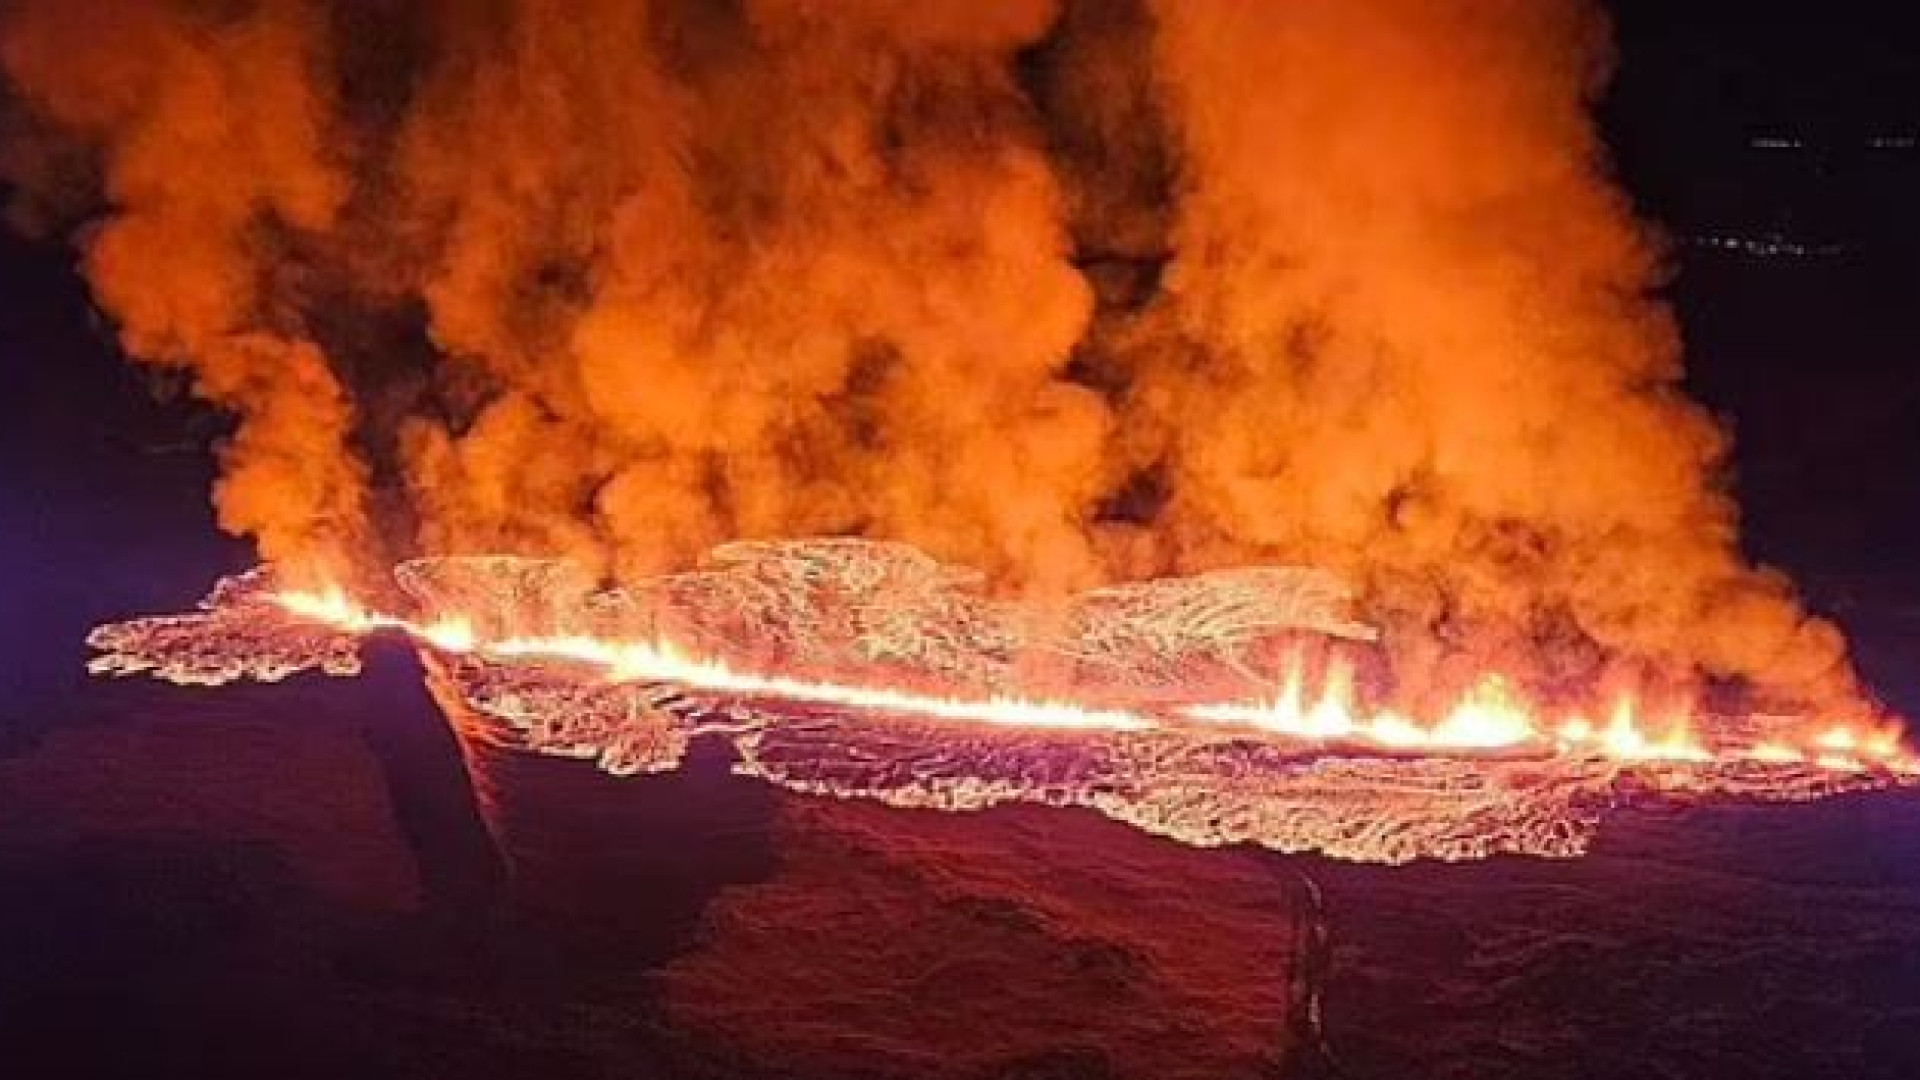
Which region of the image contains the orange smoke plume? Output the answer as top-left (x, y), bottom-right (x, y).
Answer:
top-left (0, 0), bottom-right (1870, 717)
top-left (387, 0), bottom-right (1110, 587)
top-left (1126, 0), bottom-right (1857, 714)
top-left (1, 0), bottom-right (369, 579)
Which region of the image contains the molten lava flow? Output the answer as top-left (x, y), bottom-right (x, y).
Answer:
top-left (85, 543), bottom-right (1917, 864)
top-left (264, 581), bottom-right (1911, 770)
top-left (491, 634), bottom-right (1155, 733)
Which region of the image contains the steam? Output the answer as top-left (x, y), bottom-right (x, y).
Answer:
top-left (0, 0), bottom-right (1863, 713)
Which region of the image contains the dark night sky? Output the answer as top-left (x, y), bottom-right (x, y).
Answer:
top-left (1595, 1), bottom-right (1920, 709)
top-left (1604, 0), bottom-right (1920, 575)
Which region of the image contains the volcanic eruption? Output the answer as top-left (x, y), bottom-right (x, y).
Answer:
top-left (6, 0), bottom-right (1913, 862)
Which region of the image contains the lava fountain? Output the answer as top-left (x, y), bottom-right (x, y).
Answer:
top-left (88, 539), bottom-right (1916, 865)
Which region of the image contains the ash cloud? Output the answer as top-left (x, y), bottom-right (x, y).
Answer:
top-left (0, 0), bottom-right (1863, 714)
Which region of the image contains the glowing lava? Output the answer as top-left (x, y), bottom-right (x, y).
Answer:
top-left (263, 583), bottom-right (1913, 774)
top-left (84, 544), bottom-right (1919, 864)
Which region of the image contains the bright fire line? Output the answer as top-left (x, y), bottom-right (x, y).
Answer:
top-left (273, 586), bottom-right (1916, 772)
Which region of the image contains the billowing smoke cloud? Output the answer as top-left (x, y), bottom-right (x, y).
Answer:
top-left (391, 0), bottom-right (1113, 589)
top-left (0, 0), bottom-right (1864, 714)
top-left (1127, 0), bottom-right (1855, 713)
top-left (1, 0), bottom-right (370, 577)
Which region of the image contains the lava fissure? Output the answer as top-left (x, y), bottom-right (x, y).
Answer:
top-left (86, 542), bottom-right (1916, 865)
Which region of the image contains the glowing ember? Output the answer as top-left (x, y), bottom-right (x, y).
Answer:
top-left (86, 541), bottom-right (1917, 864)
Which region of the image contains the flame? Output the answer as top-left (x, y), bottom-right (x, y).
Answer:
top-left (419, 616), bottom-right (478, 653)
top-left (1746, 742), bottom-right (1805, 765)
top-left (272, 586), bottom-right (1917, 772)
top-left (1426, 675), bottom-right (1537, 749)
top-left (275, 585), bottom-right (383, 632)
top-left (1564, 697), bottom-right (1712, 763)
top-left (1179, 657), bottom-right (1537, 751)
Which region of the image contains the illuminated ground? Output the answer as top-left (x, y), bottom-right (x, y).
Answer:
top-left (8, 652), bottom-right (1920, 1078)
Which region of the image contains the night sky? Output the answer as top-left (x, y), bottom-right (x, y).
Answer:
top-left (1606, 0), bottom-right (1920, 715)
top-left (1606, 0), bottom-right (1920, 580)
